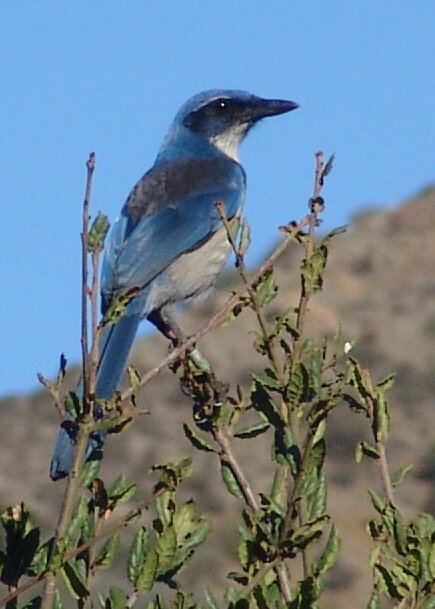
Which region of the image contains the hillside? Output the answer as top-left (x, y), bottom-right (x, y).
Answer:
top-left (1, 185), bottom-right (435, 606)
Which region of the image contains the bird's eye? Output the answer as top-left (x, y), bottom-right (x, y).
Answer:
top-left (212, 99), bottom-right (230, 113)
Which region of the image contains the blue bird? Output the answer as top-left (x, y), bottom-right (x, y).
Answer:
top-left (50, 89), bottom-right (299, 480)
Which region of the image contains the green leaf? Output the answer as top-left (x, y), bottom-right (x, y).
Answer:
top-left (80, 456), bottom-right (101, 486)
top-left (315, 524), bottom-right (341, 575)
top-left (308, 396), bottom-right (341, 429)
top-left (237, 539), bottom-right (248, 571)
top-left (204, 588), bottom-right (220, 609)
top-left (104, 287), bottom-right (141, 325)
top-left (108, 475), bottom-right (137, 505)
top-left (254, 269), bottom-right (277, 307)
top-left (48, 539), bottom-right (66, 572)
top-left (87, 212), bottom-right (110, 252)
top-left (301, 245), bottom-right (327, 293)
top-left (271, 468), bottom-right (286, 507)
top-left (309, 346), bottom-right (323, 395)
top-left (373, 388), bottom-right (390, 443)
top-left (285, 517), bottom-right (327, 552)
top-left (274, 310), bottom-right (298, 338)
top-left (137, 548), bottom-right (159, 591)
top-left (355, 441), bottom-right (379, 463)
top-left (156, 491), bottom-right (176, 527)
top-left (127, 365), bottom-right (142, 395)
top-left (419, 594), bottom-right (435, 609)
top-left (64, 496), bottom-right (89, 546)
top-left (167, 456), bottom-right (193, 483)
top-left (220, 463), bottom-right (244, 499)
top-left (306, 472), bottom-right (327, 520)
top-left (27, 540), bottom-right (49, 576)
top-left (183, 424), bottom-right (217, 452)
top-left (366, 588), bottom-right (380, 609)
top-left (273, 427), bottom-right (300, 474)
top-left (109, 587), bottom-right (128, 609)
top-left (374, 563), bottom-right (408, 600)
top-left (251, 371), bottom-right (279, 392)
top-left (311, 419), bottom-right (326, 446)
top-left (376, 373), bottom-right (395, 393)
top-left (234, 420), bottom-right (270, 439)
top-left (410, 513), bottom-right (435, 539)
top-left (95, 413), bottom-right (133, 435)
top-left (303, 439), bottom-right (326, 481)
top-left (343, 393), bottom-right (368, 417)
top-left (61, 561), bottom-right (89, 600)
top-left (53, 589), bottom-right (63, 609)
top-left (95, 531), bottom-right (121, 569)
top-left (368, 489), bottom-right (386, 515)
top-left (391, 464), bottom-right (413, 487)
top-left (156, 526), bottom-right (177, 566)
top-left (347, 358), bottom-right (374, 401)
top-left (0, 504), bottom-right (41, 583)
top-left (179, 517), bottom-right (211, 554)
top-left (286, 362), bottom-right (310, 406)
top-left (64, 391), bottom-right (81, 418)
top-left (128, 527), bottom-right (150, 585)
top-left (238, 218), bottom-right (251, 256)
top-left (172, 501), bottom-right (196, 541)
top-left (250, 379), bottom-right (281, 427)
top-left (391, 508), bottom-right (407, 556)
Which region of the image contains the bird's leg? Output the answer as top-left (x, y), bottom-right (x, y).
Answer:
top-left (147, 307), bottom-right (211, 371)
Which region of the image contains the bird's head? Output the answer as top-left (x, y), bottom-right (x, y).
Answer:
top-left (158, 89), bottom-right (299, 163)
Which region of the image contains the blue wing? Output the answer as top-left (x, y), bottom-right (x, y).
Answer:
top-left (101, 163), bottom-right (245, 303)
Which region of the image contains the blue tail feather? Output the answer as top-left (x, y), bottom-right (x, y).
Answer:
top-left (50, 307), bottom-right (142, 480)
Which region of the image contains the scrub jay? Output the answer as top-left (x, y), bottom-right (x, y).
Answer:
top-left (50, 89), bottom-right (298, 480)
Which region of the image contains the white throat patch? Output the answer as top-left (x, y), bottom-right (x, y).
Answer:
top-left (209, 122), bottom-right (249, 161)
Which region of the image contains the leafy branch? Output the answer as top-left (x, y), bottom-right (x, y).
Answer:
top-left (1, 150), bottom-right (433, 609)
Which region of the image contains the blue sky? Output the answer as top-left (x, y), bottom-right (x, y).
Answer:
top-left (1, 2), bottom-right (434, 396)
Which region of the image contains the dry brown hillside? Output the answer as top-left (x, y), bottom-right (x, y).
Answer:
top-left (1, 185), bottom-right (434, 606)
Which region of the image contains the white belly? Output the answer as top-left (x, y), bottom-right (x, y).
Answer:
top-left (168, 226), bottom-right (232, 297)
top-left (144, 225), bottom-right (233, 313)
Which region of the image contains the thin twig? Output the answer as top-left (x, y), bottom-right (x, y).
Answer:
top-left (292, 151), bottom-right (324, 364)
top-left (40, 153), bottom-right (96, 609)
top-left (215, 201), bottom-right (284, 383)
top-left (126, 588), bottom-right (141, 608)
top-left (376, 443), bottom-right (395, 505)
top-left (213, 427), bottom-right (259, 512)
top-left (89, 249), bottom-right (101, 398)
top-left (360, 380), bottom-right (396, 506)
top-left (81, 152), bottom-right (96, 413)
top-left (37, 373), bottom-right (65, 419)
top-left (278, 152), bottom-right (329, 581)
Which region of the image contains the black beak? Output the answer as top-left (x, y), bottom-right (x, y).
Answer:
top-left (252, 97), bottom-right (299, 120)
top-left (241, 97), bottom-right (299, 126)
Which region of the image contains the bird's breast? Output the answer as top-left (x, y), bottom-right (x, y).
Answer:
top-left (143, 224), bottom-right (234, 314)
top-left (168, 225), bottom-right (233, 298)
